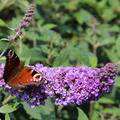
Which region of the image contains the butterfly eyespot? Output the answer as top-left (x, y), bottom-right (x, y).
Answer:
top-left (33, 74), bottom-right (40, 79)
top-left (8, 50), bottom-right (14, 58)
top-left (32, 71), bottom-right (38, 76)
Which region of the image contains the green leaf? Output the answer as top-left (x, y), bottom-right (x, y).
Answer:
top-left (0, 104), bottom-right (17, 113)
top-left (0, 42), bottom-right (8, 51)
top-left (109, 0), bottom-right (120, 10)
top-left (0, 19), bottom-right (7, 27)
top-left (0, 38), bottom-right (9, 41)
top-left (40, 29), bottom-right (62, 43)
top-left (53, 47), bottom-right (70, 66)
top-left (9, 16), bottom-right (22, 28)
top-left (99, 37), bottom-right (115, 47)
top-left (77, 107), bottom-right (89, 120)
top-left (43, 24), bottom-right (57, 29)
top-left (88, 56), bottom-right (98, 68)
top-left (23, 98), bottom-right (56, 120)
top-left (102, 9), bottom-right (117, 21)
top-left (21, 47), bottom-right (46, 62)
top-left (104, 49), bottom-right (119, 62)
top-left (103, 107), bottom-right (120, 117)
top-left (25, 32), bottom-right (39, 40)
top-left (54, 43), bottom-right (91, 66)
top-left (63, 0), bottom-right (80, 10)
top-left (5, 113), bottom-right (10, 120)
top-left (98, 0), bottom-right (107, 9)
top-left (0, 0), bottom-right (17, 11)
top-left (92, 110), bottom-right (102, 120)
top-left (115, 76), bottom-right (120, 87)
top-left (79, 0), bottom-right (97, 6)
top-left (116, 35), bottom-right (120, 53)
top-left (74, 9), bottom-right (93, 25)
top-left (98, 97), bottom-right (115, 104)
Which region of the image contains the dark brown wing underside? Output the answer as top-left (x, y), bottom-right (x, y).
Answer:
top-left (3, 49), bottom-right (21, 82)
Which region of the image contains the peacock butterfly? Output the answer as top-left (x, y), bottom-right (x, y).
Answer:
top-left (3, 48), bottom-right (44, 89)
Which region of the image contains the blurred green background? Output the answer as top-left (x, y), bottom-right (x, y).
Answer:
top-left (0, 0), bottom-right (120, 120)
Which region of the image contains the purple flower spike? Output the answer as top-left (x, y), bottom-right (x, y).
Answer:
top-left (99, 63), bottom-right (117, 93)
top-left (29, 63), bottom-right (117, 106)
top-left (0, 63), bottom-right (118, 107)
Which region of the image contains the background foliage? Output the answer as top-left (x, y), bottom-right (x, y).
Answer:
top-left (0, 0), bottom-right (120, 120)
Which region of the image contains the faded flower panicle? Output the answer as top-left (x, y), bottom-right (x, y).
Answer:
top-left (18, 4), bottom-right (34, 30)
top-left (7, 36), bottom-right (15, 41)
top-left (7, 4), bottom-right (34, 41)
top-left (0, 63), bottom-right (118, 107)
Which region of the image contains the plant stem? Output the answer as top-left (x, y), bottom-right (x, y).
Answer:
top-left (89, 101), bottom-right (94, 120)
top-left (93, 45), bottom-right (97, 56)
top-left (2, 95), bottom-right (14, 105)
top-left (57, 106), bottom-right (64, 120)
top-left (33, 39), bottom-right (37, 47)
top-left (46, 42), bottom-right (53, 64)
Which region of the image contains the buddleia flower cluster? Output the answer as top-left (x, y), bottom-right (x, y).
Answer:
top-left (0, 63), bottom-right (118, 108)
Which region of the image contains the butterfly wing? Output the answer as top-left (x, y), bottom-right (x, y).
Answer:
top-left (3, 49), bottom-right (44, 89)
top-left (3, 49), bottom-right (23, 83)
top-left (7, 67), bottom-right (43, 89)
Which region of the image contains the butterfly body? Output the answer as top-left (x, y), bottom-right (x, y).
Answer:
top-left (3, 49), bottom-right (43, 89)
